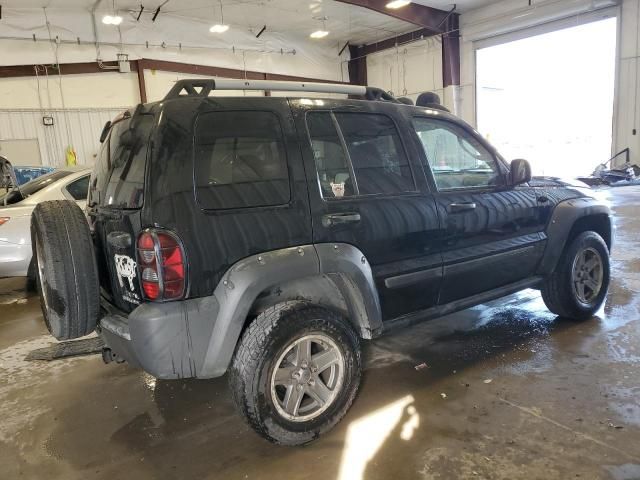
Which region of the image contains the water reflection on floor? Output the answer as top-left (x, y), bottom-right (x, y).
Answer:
top-left (1, 187), bottom-right (639, 480)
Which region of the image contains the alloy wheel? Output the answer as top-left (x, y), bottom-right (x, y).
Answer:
top-left (571, 246), bottom-right (604, 304)
top-left (270, 334), bottom-right (345, 422)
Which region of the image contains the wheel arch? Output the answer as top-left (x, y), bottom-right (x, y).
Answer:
top-left (198, 243), bottom-right (382, 378)
top-left (567, 214), bottom-right (612, 251)
top-left (538, 198), bottom-right (612, 276)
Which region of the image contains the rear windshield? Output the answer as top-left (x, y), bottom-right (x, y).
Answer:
top-left (0, 170), bottom-right (71, 205)
top-left (90, 114), bottom-right (154, 209)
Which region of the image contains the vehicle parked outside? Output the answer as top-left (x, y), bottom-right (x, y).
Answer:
top-left (31, 80), bottom-right (612, 446)
top-left (0, 166), bottom-right (91, 278)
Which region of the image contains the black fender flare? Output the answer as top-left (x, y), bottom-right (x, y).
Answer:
top-left (537, 197), bottom-right (612, 275)
top-left (198, 243), bottom-right (382, 378)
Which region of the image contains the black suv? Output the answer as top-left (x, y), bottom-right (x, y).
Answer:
top-left (31, 79), bottom-right (612, 445)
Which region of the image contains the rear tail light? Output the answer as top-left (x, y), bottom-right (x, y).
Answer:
top-left (0, 217), bottom-right (9, 226)
top-left (136, 229), bottom-right (187, 301)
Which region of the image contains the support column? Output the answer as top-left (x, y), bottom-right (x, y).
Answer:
top-left (442, 13), bottom-right (460, 88)
top-left (136, 59), bottom-right (147, 103)
top-left (348, 45), bottom-right (367, 86)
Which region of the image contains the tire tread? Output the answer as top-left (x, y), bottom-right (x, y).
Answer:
top-left (31, 200), bottom-right (100, 339)
top-left (541, 230), bottom-right (609, 320)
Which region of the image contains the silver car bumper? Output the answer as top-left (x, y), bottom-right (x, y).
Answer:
top-left (0, 241), bottom-right (31, 277)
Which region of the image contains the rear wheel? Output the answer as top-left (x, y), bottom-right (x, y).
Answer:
top-left (541, 231), bottom-right (610, 320)
top-left (229, 302), bottom-right (361, 445)
top-left (31, 200), bottom-right (100, 340)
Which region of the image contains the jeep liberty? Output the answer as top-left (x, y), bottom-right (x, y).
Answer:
top-left (31, 79), bottom-right (612, 445)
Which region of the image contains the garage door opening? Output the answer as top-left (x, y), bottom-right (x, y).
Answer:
top-left (476, 16), bottom-right (618, 178)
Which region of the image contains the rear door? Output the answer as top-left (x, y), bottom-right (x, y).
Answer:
top-left (411, 116), bottom-right (547, 305)
top-left (88, 113), bottom-right (154, 311)
top-left (293, 100), bottom-right (442, 321)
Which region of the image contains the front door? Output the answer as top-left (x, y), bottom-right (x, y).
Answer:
top-left (293, 101), bottom-right (442, 320)
top-left (411, 116), bottom-right (548, 305)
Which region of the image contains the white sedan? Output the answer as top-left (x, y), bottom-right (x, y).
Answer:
top-left (0, 167), bottom-right (91, 278)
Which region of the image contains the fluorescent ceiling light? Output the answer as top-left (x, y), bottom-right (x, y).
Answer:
top-left (209, 24), bottom-right (229, 33)
top-left (102, 15), bottom-right (123, 25)
top-left (310, 30), bottom-right (329, 39)
top-left (386, 0), bottom-right (411, 8)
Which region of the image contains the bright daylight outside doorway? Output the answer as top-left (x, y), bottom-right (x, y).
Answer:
top-left (476, 17), bottom-right (618, 179)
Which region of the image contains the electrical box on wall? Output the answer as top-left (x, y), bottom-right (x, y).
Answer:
top-left (117, 53), bottom-right (131, 73)
top-left (42, 116), bottom-right (54, 126)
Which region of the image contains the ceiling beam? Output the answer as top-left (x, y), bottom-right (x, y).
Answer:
top-left (334, 0), bottom-right (453, 35)
top-left (0, 59), bottom-right (349, 85)
top-left (0, 61), bottom-right (138, 77)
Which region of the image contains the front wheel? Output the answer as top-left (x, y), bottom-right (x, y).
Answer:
top-left (228, 302), bottom-right (361, 445)
top-left (541, 231), bottom-right (610, 320)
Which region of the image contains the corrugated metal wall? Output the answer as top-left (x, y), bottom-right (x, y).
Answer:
top-left (367, 38), bottom-right (443, 103)
top-left (0, 108), bottom-right (125, 167)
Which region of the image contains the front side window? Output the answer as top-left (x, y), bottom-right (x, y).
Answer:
top-left (194, 111), bottom-right (290, 209)
top-left (307, 112), bottom-right (415, 198)
top-left (413, 117), bottom-right (503, 190)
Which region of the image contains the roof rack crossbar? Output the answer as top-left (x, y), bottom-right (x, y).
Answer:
top-left (164, 78), bottom-right (367, 100)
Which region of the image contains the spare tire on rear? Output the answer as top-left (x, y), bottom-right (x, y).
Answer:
top-left (31, 200), bottom-right (100, 340)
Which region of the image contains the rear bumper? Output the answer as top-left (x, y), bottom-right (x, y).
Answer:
top-left (99, 295), bottom-right (219, 379)
top-left (0, 241), bottom-right (31, 277)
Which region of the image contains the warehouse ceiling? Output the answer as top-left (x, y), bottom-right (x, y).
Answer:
top-left (0, 0), bottom-right (501, 50)
top-left (0, 0), bottom-right (492, 78)
top-left (0, 0), bottom-right (433, 46)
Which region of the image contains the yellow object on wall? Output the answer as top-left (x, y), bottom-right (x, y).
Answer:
top-left (65, 146), bottom-right (77, 166)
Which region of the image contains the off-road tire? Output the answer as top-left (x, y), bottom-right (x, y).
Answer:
top-left (541, 231), bottom-right (610, 320)
top-left (31, 200), bottom-right (100, 340)
top-left (228, 302), bottom-right (361, 445)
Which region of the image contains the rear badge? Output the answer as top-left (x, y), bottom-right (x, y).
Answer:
top-left (114, 254), bottom-right (141, 304)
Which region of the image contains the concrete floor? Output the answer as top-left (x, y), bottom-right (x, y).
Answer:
top-left (1, 187), bottom-right (639, 480)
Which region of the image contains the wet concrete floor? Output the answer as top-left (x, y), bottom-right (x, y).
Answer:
top-left (1, 187), bottom-right (639, 480)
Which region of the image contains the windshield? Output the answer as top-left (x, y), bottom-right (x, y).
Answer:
top-left (0, 170), bottom-right (72, 206)
top-left (89, 114), bottom-right (153, 209)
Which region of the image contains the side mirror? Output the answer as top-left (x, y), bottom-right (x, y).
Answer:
top-left (510, 159), bottom-right (532, 186)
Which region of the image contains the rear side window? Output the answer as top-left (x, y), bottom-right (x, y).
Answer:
top-left (306, 113), bottom-right (353, 198)
top-left (65, 175), bottom-right (90, 201)
top-left (307, 112), bottom-right (414, 198)
top-left (194, 111), bottom-right (290, 210)
top-left (90, 114), bottom-right (154, 209)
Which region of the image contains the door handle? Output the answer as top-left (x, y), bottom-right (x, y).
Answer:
top-left (448, 202), bottom-right (477, 213)
top-left (322, 212), bottom-right (361, 227)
